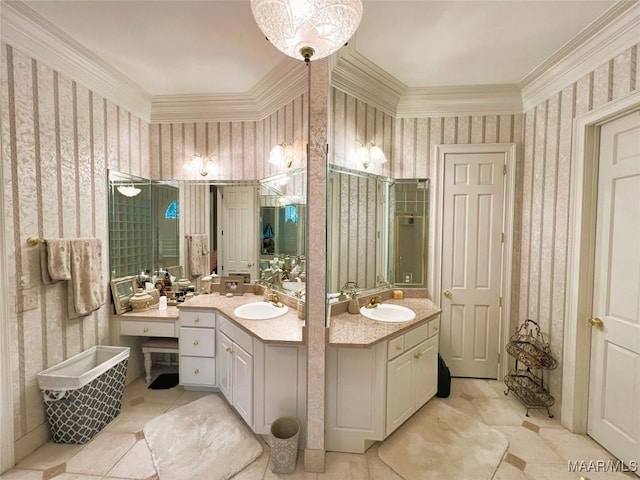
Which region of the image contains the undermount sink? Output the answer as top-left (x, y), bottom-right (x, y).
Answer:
top-left (359, 303), bottom-right (415, 323)
top-left (233, 301), bottom-right (289, 320)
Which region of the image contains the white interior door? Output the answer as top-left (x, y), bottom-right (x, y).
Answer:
top-left (588, 110), bottom-right (640, 469)
top-left (440, 151), bottom-right (505, 378)
top-left (220, 186), bottom-right (257, 280)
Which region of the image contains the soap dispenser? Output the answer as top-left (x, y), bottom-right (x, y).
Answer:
top-left (348, 292), bottom-right (360, 314)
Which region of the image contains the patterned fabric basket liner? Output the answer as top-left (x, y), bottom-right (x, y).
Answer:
top-left (37, 346), bottom-right (130, 444)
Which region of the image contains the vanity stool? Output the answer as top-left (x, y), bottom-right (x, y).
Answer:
top-left (141, 338), bottom-right (179, 384)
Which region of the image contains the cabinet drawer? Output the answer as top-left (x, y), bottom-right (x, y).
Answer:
top-left (218, 314), bottom-right (253, 354)
top-left (120, 320), bottom-right (176, 337)
top-left (180, 309), bottom-right (216, 328)
top-left (387, 335), bottom-right (405, 360)
top-left (404, 323), bottom-right (429, 350)
top-left (179, 327), bottom-right (215, 357)
top-left (429, 316), bottom-right (440, 338)
top-left (180, 356), bottom-right (216, 386)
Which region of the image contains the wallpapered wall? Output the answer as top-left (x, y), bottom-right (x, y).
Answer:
top-left (0, 42), bottom-right (149, 459)
top-left (516, 43), bottom-right (639, 406)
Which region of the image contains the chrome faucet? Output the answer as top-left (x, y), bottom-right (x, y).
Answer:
top-left (365, 296), bottom-right (382, 309)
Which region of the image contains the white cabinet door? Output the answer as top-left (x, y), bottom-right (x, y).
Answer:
top-left (217, 331), bottom-right (233, 401)
top-left (233, 344), bottom-right (253, 426)
top-left (386, 350), bottom-right (414, 435)
top-left (413, 336), bottom-right (438, 409)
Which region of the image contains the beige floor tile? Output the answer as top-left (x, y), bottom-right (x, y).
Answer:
top-left (454, 378), bottom-right (503, 399)
top-left (492, 462), bottom-right (528, 480)
top-left (538, 428), bottom-right (618, 463)
top-left (488, 380), bottom-right (510, 397)
top-left (103, 402), bottom-right (170, 434)
top-left (173, 389), bottom-right (210, 405)
top-left (15, 441), bottom-right (84, 470)
top-left (51, 474), bottom-right (103, 480)
top-left (142, 385), bottom-right (184, 405)
top-left (523, 462), bottom-right (579, 480)
top-left (471, 397), bottom-right (525, 426)
top-left (503, 397), bottom-right (562, 428)
top-left (122, 379), bottom-right (150, 403)
top-left (432, 395), bottom-right (483, 421)
top-left (0, 469), bottom-right (43, 480)
top-left (263, 453), bottom-right (317, 479)
top-left (318, 452), bottom-right (368, 480)
top-left (494, 426), bottom-right (565, 464)
top-left (65, 432), bottom-right (136, 476)
top-left (106, 439), bottom-right (156, 479)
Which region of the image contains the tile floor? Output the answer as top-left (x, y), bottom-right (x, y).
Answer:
top-left (1, 377), bottom-right (635, 480)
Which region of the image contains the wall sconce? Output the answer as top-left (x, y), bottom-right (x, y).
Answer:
top-left (184, 154), bottom-right (216, 177)
top-left (116, 184), bottom-right (141, 197)
top-left (355, 143), bottom-right (387, 169)
top-left (269, 143), bottom-right (296, 169)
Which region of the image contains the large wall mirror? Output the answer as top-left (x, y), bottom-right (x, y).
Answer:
top-left (259, 168), bottom-right (307, 295)
top-left (327, 165), bottom-right (392, 294)
top-left (390, 179), bottom-right (430, 288)
top-left (108, 171), bottom-right (179, 279)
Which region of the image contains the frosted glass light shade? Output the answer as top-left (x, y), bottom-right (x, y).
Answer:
top-left (250, 0), bottom-right (363, 61)
top-left (117, 185), bottom-right (141, 197)
top-left (269, 143), bottom-right (296, 168)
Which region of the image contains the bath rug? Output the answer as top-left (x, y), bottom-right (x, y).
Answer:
top-left (148, 373), bottom-right (179, 390)
top-left (144, 394), bottom-right (262, 480)
top-left (378, 401), bottom-right (508, 480)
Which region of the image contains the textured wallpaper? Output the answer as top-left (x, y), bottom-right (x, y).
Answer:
top-left (1, 42), bottom-right (149, 460)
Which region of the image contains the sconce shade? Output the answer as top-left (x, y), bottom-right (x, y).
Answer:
top-left (117, 185), bottom-right (141, 197)
top-left (357, 142), bottom-right (387, 169)
top-left (269, 143), bottom-right (296, 168)
top-left (185, 154), bottom-right (215, 177)
top-left (250, 0), bottom-right (363, 61)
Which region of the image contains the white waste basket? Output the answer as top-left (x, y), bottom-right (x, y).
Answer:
top-left (270, 416), bottom-right (300, 473)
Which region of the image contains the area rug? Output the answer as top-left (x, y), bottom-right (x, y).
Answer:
top-left (377, 401), bottom-right (508, 480)
top-left (148, 373), bottom-right (179, 390)
top-left (143, 395), bottom-right (263, 480)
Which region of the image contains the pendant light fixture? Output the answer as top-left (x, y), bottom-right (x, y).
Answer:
top-left (250, 0), bottom-right (363, 62)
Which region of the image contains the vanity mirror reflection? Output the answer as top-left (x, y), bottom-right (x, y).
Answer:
top-left (258, 168), bottom-right (307, 295)
top-left (108, 171), bottom-right (179, 279)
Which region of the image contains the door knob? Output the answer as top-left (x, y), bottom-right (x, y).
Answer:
top-left (247, 262), bottom-right (253, 268)
top-left (588, 317), bottom-right (604, 329)
top-left (443, 290), bottom-right (452, 298)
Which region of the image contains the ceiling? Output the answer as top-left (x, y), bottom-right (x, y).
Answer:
top-left (23, 0), bottom-right (616, 97)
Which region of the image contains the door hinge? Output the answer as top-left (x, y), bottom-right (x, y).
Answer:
top-left (503, 164), bottom-right (507, 175)
top-left (500, 232), bottom-right (504, 243)
top-left (499, 296), bottom-right (503, 307)
top-left (497, 353), bottom-right (501, 364)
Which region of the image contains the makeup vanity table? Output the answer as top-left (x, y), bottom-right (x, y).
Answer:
top-left (112, 306), bottom-right (180, 383)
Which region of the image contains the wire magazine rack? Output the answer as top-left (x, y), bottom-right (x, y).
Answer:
top-left (504, 319), bottom-right (557, 418)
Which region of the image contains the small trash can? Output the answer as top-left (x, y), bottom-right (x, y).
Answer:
top-left (269, 416), bottom-right (300, 474)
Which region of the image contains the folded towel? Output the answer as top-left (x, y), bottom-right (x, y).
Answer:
top-left (46, 239), bottom-right (72, 281)
top-left (40, 242), bottom-right (62, 285)
top-left (188, 234), bottom-right (209, 277)
top-left (69, 238), bottom-right (105, 316)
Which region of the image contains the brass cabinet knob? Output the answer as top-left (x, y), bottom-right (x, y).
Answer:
top-left (396, 345), bottom-right (402, 351)
top-left (143, 327), bottom-right (149, 333)
top-left (194, 369), bottom-right (199, 375)
top-left (414, 352), bottom-right (423, 360)
top-left (194, 317), bottom-right (200, 323)
top-left (443, 290), bottom-right (452, 298)
top-left (588, 317), bottom-right (604, 329)
top-left (193, 340), bottom-right (199, 346)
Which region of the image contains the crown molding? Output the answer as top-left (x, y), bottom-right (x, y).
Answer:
top-left (331, 42), bottom-right (405, 116)
top-left (0, 0), bottom-right (152, 121)
top-left (333, 39), bottom-right (522, 117)
top-left (520, 0), bottom-right (640, 111)
top-left (150, 58), bottom-right (307, 123)
top-left (397, 84), bottom-right (523, 117)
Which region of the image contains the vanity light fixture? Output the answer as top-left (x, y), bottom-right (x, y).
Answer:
top-left (116, 184), bottom-right (141, 197)
top-left (250, 0), bottom-right (363, 63)
top-left (185, 154), bottom-right (216, 177)
top-left (269, 143), bottom-right (296, 169)
top-left (356, 142), bottom-right (387, 170)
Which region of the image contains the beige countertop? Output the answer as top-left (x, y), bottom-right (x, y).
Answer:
top-left (328, 297), bottom-right (441, 347)
top-left (119, 306), bottom-right (179, 321)
top-left (177, 293), bottom-right (306, 345)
